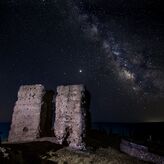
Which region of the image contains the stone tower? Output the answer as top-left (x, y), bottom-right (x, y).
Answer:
top-left (54, 85), bottom-right (87, 150)
top-left (8, 84), bottom-right (53, 142)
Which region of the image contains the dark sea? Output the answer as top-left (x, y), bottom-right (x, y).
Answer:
top-left (0, 122), bottom-right (10, 141)
top-left (1, 122), bottom-right (164, 144)
top-left (92, 122), bottom-right (164, 144)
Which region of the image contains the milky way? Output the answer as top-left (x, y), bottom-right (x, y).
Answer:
top-left (69, 0), bottom-right (164, 98)
top-left (0, 0), bottom-right (164, 122)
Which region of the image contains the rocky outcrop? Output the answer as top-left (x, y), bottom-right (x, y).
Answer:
top-left (120, 139), bottom-right (164, 164)
top-left (54, 85), bottom-right (87, 150)
top-left (8, 85), bottom-right (53, 143)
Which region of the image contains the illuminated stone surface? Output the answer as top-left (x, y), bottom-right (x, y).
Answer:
top-left (8, 84), bottom-right (88, 150)
top-left (120, 139), bottom-right (164, 163)
top-left (54, 85), bottom-right (87, 150)
top-left (8, 84), bottom-right (53, 142)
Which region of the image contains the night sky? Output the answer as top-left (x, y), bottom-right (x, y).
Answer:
top-left (0, 0), bottom-right (164, 122)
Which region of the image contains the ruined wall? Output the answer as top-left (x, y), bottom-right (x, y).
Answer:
top-left (54, 85), bottom-right (87, 150)
top-left (8, 83), bottom-right (89, 149)
top-left (8, 84), bottom-right (51, 142)
top-left (120, 139), bottom-right (164, 163)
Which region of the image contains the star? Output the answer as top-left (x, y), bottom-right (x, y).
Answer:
top-left (79, 69), bottom-right (83, 73)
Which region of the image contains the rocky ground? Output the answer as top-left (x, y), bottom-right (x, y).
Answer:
top-left (0, 144), bottom-right (149, 164)
top-left (0, 132), bottom-right (151, 164)
top-left (41, 146), bottom-right (149, 164)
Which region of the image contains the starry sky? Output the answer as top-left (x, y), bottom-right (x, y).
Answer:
top-left (0, 0), bottom-right (164, 122)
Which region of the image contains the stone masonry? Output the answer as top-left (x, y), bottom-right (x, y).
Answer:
top-left (54, 85), bottom-right (87, 150)
top-left (8, 84), bottom-right (89, 150)
top-left (8, 84), bottom-right (53, 142)
top-left (120, 139), bottom-right (164, 163)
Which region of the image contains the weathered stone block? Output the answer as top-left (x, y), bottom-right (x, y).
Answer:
top-left (8, 84), bottom-right (54, 142)
top-left (54, 85), bottom-right (88, 150)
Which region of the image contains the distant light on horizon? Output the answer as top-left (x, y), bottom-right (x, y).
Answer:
top-left (144, 119), bottom-right (164, 122)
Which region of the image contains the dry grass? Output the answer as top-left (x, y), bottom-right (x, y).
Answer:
top-left (2, 133), bottom-right (151, 164)
top-left (41, 146), bottom-right (149, 164)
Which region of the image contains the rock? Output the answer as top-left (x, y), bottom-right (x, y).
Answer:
top-left (8, 84), bottom-right (54, 142)
top-left (54, 85), bottom-right (88, 150)
top-left (120, 139), bottom-right (164, 163)
top-left (0, 147), bottom-right (9, 159)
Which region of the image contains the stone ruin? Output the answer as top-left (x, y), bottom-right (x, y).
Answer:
top-left (8, 84), bottom-right (89, 150)
top-left (54, 85), bottom-right (87, 150)
top-left (120, 139), bottom-right (164, 163)
top-left (8, 84), bottom-right (54, 142)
